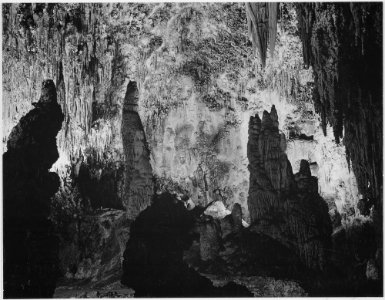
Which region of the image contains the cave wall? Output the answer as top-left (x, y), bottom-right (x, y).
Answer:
top-left (2, 3), bottom-right (362, 223)
top-left (3, 3), bottom-right (379, 294)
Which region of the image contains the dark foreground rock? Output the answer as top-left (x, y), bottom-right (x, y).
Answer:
top-left (121, 192), bottom-right (253, 297)
top-left (3, 80), bottom-right (64, 297)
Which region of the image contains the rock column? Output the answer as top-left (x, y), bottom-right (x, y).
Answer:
top-left (247, 105), bottom-right (332, 271)
top-left (122, 81), bottom-right (154, 219)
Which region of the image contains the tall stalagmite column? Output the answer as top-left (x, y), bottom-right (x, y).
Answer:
top-left (247, 105), bottom-right (332, 271)
top-left (122, 81), bottom-right (154, 219)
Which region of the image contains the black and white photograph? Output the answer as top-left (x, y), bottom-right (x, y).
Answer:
top-left (2, 1), bottom-right (383, 297)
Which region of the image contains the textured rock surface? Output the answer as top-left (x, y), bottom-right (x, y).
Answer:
top-left (3, 80), bottom-right (64, 297)
top-left (296, 2), bottom-right (382, 239)
top-left (58, 209), bottom-right (129, 281)
top-left (247, 106), bottom-right (332, 271)
top-left (2, 3), bottom-right (380, 296)
top-left (246, 3), bottom-right (278, 66)
top-left (122, 81), bottom-right (154, 218)
top-left (2, 3), bottom-right (361, 223)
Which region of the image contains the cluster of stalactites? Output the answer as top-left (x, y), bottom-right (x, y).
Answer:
top-left (245, 2), bottom-right (278, 67)
top-left (2, 3), bottom-right (117, 160)
top-left (295, 3), bottom-right (382, 203)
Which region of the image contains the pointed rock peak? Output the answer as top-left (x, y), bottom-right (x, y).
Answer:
top-left (261, 108), bottom-right (279, 130)
top-left (260, 106), bottom-right (280, 130)
top-left (299, 159), bottom-right (311, 177)
top-left (270, 105), bottom-right (279, 127)
top-left (249, 114), bottom-right (261, 132)
top-left (262, 109), bottom-right (271, 124)
top-left (39, 80), bottom-right (57, 103)
top-left (124, 81), bottom-right (139, 106)
top-left (270, 104), bottom-right (278, 119)
top-left (251, 113), bottom-right (261, 124)
top-left (250, 114), bottom-right (261, 127)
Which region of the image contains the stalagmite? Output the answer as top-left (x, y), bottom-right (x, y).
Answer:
top-left (247, 106), bottom-right (332, 271)
top-left (122, 81), bottom-right (154, 219)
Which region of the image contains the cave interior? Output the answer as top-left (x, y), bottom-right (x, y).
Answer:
top-left (2, 2), bottom-right (383, 298)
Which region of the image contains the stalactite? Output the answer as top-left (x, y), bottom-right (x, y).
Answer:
top-left (2, 3), bottom-right (117, 160)
top-left (246, 2), bottom-right (278, 67)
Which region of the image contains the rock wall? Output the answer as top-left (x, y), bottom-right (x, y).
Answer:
top-left (247, 106), bottom-right (332, 271)
top-left (3, 80), bottom-right (64, 297)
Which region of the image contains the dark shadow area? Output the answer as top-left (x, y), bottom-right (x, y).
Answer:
top-left (121, 192), bottom-right (253, 297)
top-left (3, 80), bottom-right (64, 298)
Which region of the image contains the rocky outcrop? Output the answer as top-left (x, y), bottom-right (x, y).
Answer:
top-left (247, 105), bottom-right (332, 271)
top-left (3, 80), bottom-right (64, 297)
top-left (122, 81), bottom-right (154, 219)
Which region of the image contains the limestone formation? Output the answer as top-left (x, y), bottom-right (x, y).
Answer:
top-left (247, 106), bottom-right (332, 271)
top-left (122, 81), bottom-right (154, 219)
top-left (2, 3), bottom-right (361, 226)
top-left (1, 3), bottom-right (382, 297)
top-left (3, 80), bottom-right (64, 297)
top-left (296, 2), bottom-right (382, 238)
top-left (246, 2), bottom-right (278, 66)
